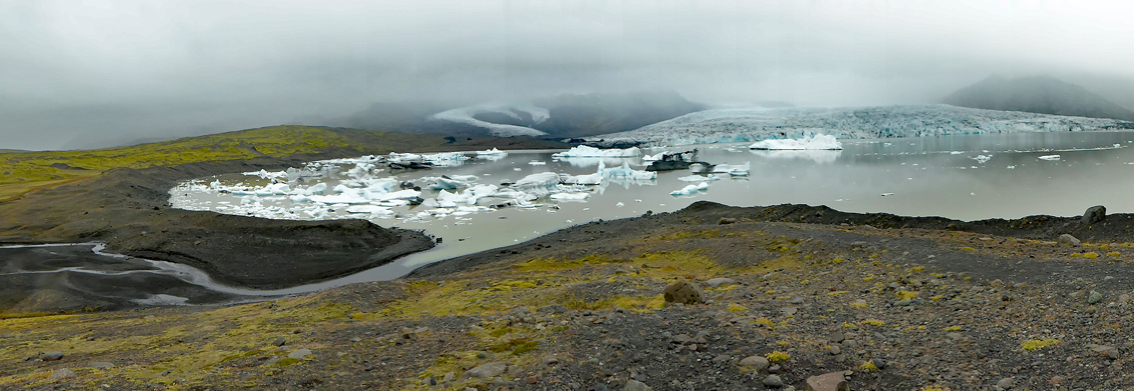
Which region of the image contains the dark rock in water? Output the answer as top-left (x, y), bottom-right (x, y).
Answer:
top-left (645, 160), bottom-right (691, 171)
top-left (388, 161), bottom-right (434, 170)
top-left (1082, 205), bottom-right (1106, 225)
top-left (664, 279), bottom-right (703, 304)
top-left (408, 197), bottom-right (424, 206)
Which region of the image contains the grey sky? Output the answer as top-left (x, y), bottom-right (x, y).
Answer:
top-left (3, 0), bottom-right (1133, 150)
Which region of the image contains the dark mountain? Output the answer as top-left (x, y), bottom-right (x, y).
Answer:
top-left (333, 91), bottom-right (705, 139)
top-left (530, 91), bottom-right (706, 138)
top-left (943, 75), bottom-right (1134, 121)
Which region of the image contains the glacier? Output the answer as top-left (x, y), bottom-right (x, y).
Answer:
top-left (594, 104), bottom-right (1134, 147)
top-left (431, 103), bottom-right (550, 137)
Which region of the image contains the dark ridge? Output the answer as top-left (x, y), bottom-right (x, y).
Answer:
top-left (943, 75), bottom-right (1134, 121)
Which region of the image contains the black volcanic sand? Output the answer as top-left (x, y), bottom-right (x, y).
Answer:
top-left (0, 245), bottom-right (253, 313)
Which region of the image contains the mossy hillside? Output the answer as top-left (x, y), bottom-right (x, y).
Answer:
top-left (0, 125), bottom-right (446, 202)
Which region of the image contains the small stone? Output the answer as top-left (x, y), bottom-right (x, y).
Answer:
top-left (946, 332), bottom-right (963, 340)
top-left (525, 375), bottom-right (539, 384)
top-left (829, 346), bottom-right (841, 355)
top-left (541, 357), bottom-right (560, 366)
top-left (288, 349), bottom-right (312, 359)
top-left (711, 354), bottom-right (731, 364)
top-left (829, 332), bottom-right (845, 343)
top-left (1082, 205), bottom-right (1106, 225)
top-left (989, 279), bottom-right (1003, 288)
top-left (664, 279), bottom-right (703, 304)
top-left (1088, 291), bottom-right (1103, 305)
top-left (477, 352), bottom-right (488, 359)
top-left (739, 356), bottom-right (770, 370)
top-left (717, 217), bottom-right (738, 225)
top-left (47, 368), bottom-right (77, 380)
top-left (443, 372), bottom-right (456, 383)
top-left (672, 334), bottom-right (692, 344)
top-left (871, 358), bottom-right (886, 370)
top-left (591, 384), bottom-right (609, 391)
top-left (41, 352), bottom-right (64, 361)
top-left (996, 376), bottom-right (1015, 389)
top-left (272, 337), bottom-right (286, 347)
top-left (1057, 234), bottom-right (1081, 247)
top-left (623, 379), bottom-right (652, 391)
top-left (897, 298), bottom-right (913, 306)
top-left (768, 364), bottom-right (781, 374)
top-left (705, 278), bottom-right (737, 287)
top-left (1050, 375), bottom-right (1065, 385)
top-left (763, 374), bottom-right (784, 388)
top-left (806, 372), bottom-right (849, 391)
top-left (1117, 294), bottom-right (1131, 304)
top-left (464, 362), bottom-right (508, 379)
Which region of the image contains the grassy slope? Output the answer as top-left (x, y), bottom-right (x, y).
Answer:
top-left (0, 126), bottom-right (445, 203)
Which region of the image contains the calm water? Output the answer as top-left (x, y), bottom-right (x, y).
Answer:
top-left (164, 131), bottom-right (1134, 295)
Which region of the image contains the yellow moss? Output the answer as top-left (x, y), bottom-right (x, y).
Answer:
top-left (1070, 253), bottom-right (1083, 258)
top-left (765, 290), bottom-right (778, 295)
top-left (765, 351), bottom-right (790, 362)
top-left (752, 317), bottom-right (774, 328)
top-left (909, 266), bottom-right (925, 272)
top-left (896, 291), bottom-right (919, 300)
top-left (827, 291), bottom-right (849, 297)
top-left (850, 302), bottom-right (868, 308)
top-left (961, 247), bottom-right (976, 251)
top-left (929, 295), bottom-right (945, 301)
top-left (945, 326), bottom-right (962, 332)
top-left (860, 360), bottom-right (879, 371)
top-left (861, 319), bottom-right (886, 327)
top-left (1107, 252), bottom-right (1122, 258)
top-left (1021, 339), bottom-right (1059, 351)
top-left (841, 322), bottom-right (858, 329)
top-left (727, 304), bottom-right (748, 312)
top-left (1083, 252), bottom-right (1099, 259)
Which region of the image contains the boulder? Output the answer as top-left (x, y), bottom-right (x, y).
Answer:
top-left (1081, 205), bottom-right (1106, 225)
top-left (1057, 234), bottom-right (1081, 247)
top-left (47, 368), bottom-right (77, 380)
top-left (464, 362), bottom-right (508, 379)
top-left (623, 379), bottom-right (652, 391)
top-left (664, 279), bottom-right (703, 304)
top-left (739, 355), bottom-right (770, 371)
top-left (805, 372), bottom-right (849, 391)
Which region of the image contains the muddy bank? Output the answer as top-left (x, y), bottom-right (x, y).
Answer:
top-left (410, 201), bottom-right (1134, 278)
top-left (0, 156), bottom-right (434, 292)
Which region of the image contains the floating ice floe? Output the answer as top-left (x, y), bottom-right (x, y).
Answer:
top-left (550, 192), bottom-right (590, 201)
top-left (670, 182), bottom-right (709, 196)
top-left (477, 148), bottom-right (508, 157)
top-left (529, 160), bottom-right (546, 165)
top-left (1038, 155), bottom-right (1061, 161)
top-left (973, 155), bottom-right (992, 164)
top-left (712, 162), bottom-right (750, 176)
top-left (748, 134), bottom-right (842, 150)
top-left (552, 145), bottom-right (641, 158)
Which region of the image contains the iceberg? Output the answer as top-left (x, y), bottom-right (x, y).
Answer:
top-left (599, 162), bottom-right (657, 180)
top-left (670, 182), bottom-right (710, 196)
top-left (476, 147), bottom-right (508, 157)
top-left (1038, 155), bottom-right (1061, 161)
top-left (712, 162), bottom-right (750, 176)
top-left (552, 145), bottom-right (642, 158)
top-left (749, 134), bottom-right (842, 150)
top-left (550, 192), bottom-right (590, 201)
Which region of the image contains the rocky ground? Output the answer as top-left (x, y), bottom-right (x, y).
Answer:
top-left (4, 202), bottom-right (1134, 390)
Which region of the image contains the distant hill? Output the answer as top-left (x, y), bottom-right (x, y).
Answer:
top-left (335, 91), bottom-right (705, 139)
top-left (943, 76), bottom-right (1134, 121)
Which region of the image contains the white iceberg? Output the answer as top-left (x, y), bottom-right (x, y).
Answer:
top-left (550, 192), bottom-right (590, 201)
top-left (552, 145), bottom-right (641, 158)
top-left (749, 134), bottom-right (842, 150)
top-left (476, 148), bottom-right (508, 157)
top-left (1038, 155), bottom-right (1061, 161)
top-left (670, 182), bottom-right (709, 196)
top-left (712, 162), bottom-right (750, 176)
top-left (973, 155), bottom-right (992, 164)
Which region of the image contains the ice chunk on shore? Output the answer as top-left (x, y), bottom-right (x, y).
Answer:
top-left (1038, 155), bottom-right (1061, 161)
top-left (749, 134), bottom-right (842, 150)
top-left (553, 145), bottom-right (641, 158)
top-left (670, 182), bottom-right (709, 196)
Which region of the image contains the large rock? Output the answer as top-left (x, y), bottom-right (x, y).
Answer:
top-left (805, 372), bottom-right (849, 391)
top-left (1082, 205), bottom-right (1106, 225)
top-left (664, 279), bottom-right (703, 304)
top-left (623, 379), bottom-right (652, 391)
top-left (739, 355), bottom-right (770, 371)
top-left (464, 362), bottom-right (509, 379)
top-left (47, 368), bottom-right (77, 380)
top-left (1057, 234), bottom-right (1081, 247)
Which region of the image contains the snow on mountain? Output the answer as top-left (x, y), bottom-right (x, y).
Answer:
top-left (430, 103), bottom-right (550, 137)
top-left (594, 104), bottom-right (1134, 147)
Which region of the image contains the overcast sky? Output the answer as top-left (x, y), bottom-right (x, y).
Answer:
top-left (3, 0), bottom-right (1133, 150)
